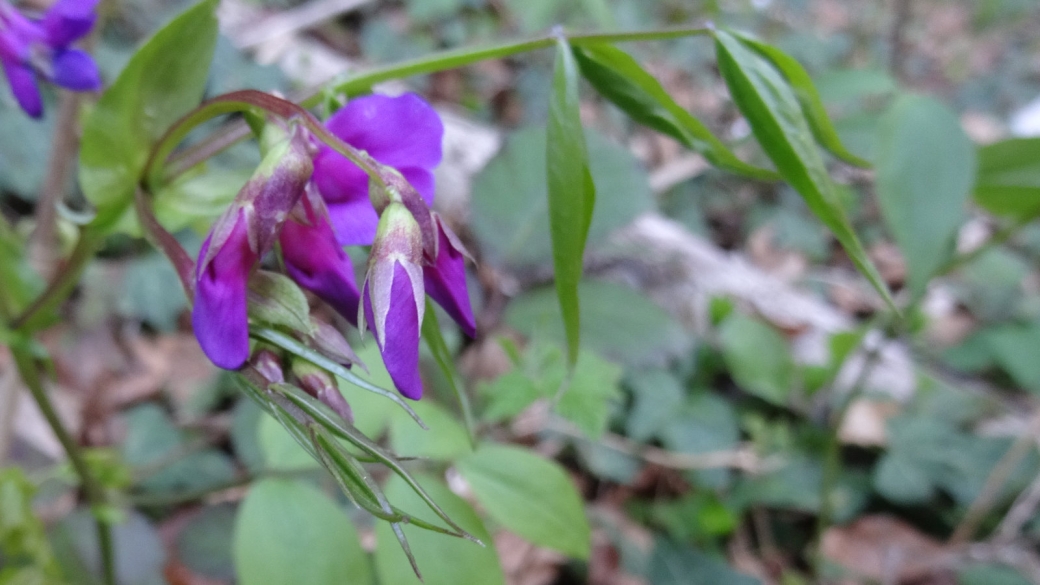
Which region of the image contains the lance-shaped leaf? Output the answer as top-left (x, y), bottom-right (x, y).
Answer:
top-left (731, 31), bottom-right (869, 167)
top-left (572, 43), bottom-right (777, 180)
top-left (79, 0), bottom-right (220, 233)
top-left (421, 298), bottom-right (477, 448)
top-left (876, 95), bottom-right (974, 297)
top-left (974, 138), bottom-right (1040, 221)
top-left (547, 37), bottom-right (596, 366)
top-left (713, 30), bottom-right (894, 309)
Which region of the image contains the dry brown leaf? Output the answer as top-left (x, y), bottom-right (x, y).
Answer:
top-left (822, 515), bottom-right (955, 583)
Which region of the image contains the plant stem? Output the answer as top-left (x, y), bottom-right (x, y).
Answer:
top-left (10, 347), bottom-right (116, 585)
top-left (10, 229), bottom-right (100, 333)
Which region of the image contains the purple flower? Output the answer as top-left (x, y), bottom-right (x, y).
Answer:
top-left (192, 124), bottom-right (313, 369)
top-left (0, 0), bottom-right (101, 118)
top-left (360, 202), bottom-right (425, 400)
top-left (280, 189), bottom-right (361, 325)
top-left (424, 214), bottom-right (476, 337)
top-left (312, 93), bottom-right (443, 246)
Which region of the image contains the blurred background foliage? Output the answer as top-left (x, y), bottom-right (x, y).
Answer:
top-left (4, 0), bottom-right (1040, 584)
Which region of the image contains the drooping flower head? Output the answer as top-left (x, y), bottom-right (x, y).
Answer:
top-left (193, 122), bottom-right (314, 369)
top-left (0, 0), bottom-right (101, 117)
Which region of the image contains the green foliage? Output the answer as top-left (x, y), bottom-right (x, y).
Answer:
top-left (234, 479), bottom-right (372, 585)
top-left (470, 127), bottom-right (653, 266)
top-left (457, 443), bottom-right (591, 558)
top-left (0, 468), bottom-right (64, 584)
top-left (717, 312), bottom-right (795, 405)
top-left (647, 538), bottom-right (760, 585)
top-left (374, 475), bottom-right (503, 585)
top-left (875, 95), bottom-right (975, 297)
top-left (974, 137), bottom-right (1040, 221)
top-left (79, 0), bottom-right (220, 233)
top-left (714, 30), bottom-right (893, 309)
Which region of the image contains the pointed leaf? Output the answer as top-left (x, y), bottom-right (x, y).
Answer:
top-left (572, 43), bottom-right (777, 179)
top-left (79, 0), bottom-right (220, 233)
top-left (875, 95), bottom-right (975, 296)
top-left (713, 30), bottom-right (894, 309)
top-left (457, 444), bottom-right (591, 559)
top-left (732, 32), bottom-right (870, 167)
top-left (547, 37), bottom-right (596, 366)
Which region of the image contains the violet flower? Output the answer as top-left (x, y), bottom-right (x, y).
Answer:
top-left (359, 202), bottom-right (426, 400)
top-left (312, 93), bottom-right (443, 246)
top-left (193, 124), bottom-right (313, 369)
top-left (280, 188), bottom-right (361, 325)
top-left (0, 0), bottom-right (101, 117)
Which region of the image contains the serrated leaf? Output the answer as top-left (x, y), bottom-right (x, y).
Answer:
top-left (572, 43), bottom-right (776, 179)
top-left (714, 29), bottom-right (893, 309)
top-left (732, 32), bottom-right (869, 167)
top-left (875, 95), bottom-right (975, 297)
top-left (234, 479), bottom-right (372, 585)
top-left (79, 0), bottom-right (220, 234)
top-left (457, 444), bottom-right (591, 558)
top-left (556, 350), bottom-right (622, 439)
top-left (547, 37), bottom-right (596, 367)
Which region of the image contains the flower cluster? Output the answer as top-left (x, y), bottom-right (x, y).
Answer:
top-left (192, 93), bottom-right (475, 401)
top-left (0, 0), bottom-right (101, 117)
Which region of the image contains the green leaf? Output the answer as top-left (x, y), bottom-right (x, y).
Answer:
top-left (234, 479), bottom-right (372, 585)
top-left (374, 474), bottom-right (503, 585)
top-left (572, 43), bottom-right (776, 179)
top-left (51, 509), bottom-right (167, 585)
top-left (874, 452), bottom-right (935, 504)
top-left (659, 392), bottom-right (740, 489)
top-left (389, 401), bottom-right (471, 460)
top-left (175, 504), bottom-right (236, 581)
top-left (718, 313), bottom-right (794, 405)
top-left (547, 37), bottom-right (596, 367)
top-left (421, 298), bottom-right (476, 447)
top-left (875, 95), bottom-right (975, 297)
top-left (647, 538), bottom-right (760, 585)
top-left (974, 137), bottom-right (1040, 221)
top-left (732, 33), bottom-right (870, 167)
top-left (335, 343), bottom-right (402, 439)
top-left (504, 280), bottom-right (692, 367)
top-left (152, 167), bottom-right (250, 233)
top-left (457, 444), bottom-right (591, 558)
top-left (258, 410), bottom-right (322, 471)
top-left (981, 323), bottom-right (1040, 392)
top-left (713, 30), bottom-right (893, 309)
top-left (626, 368), bottom-right (686, 442)
top-left (471, 126), bottom-right (653, 267)
top-left (556, 350), bottom-right (623, 439)
top-left (79, 0), bottom-right (220, 234)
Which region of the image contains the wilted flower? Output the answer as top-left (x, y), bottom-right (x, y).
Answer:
top-left (0, 0), bottom-right (101, 117)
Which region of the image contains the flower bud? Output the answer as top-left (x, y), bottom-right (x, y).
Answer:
top-left (423, 214), bottom-right (476, 337)
top-left (292, 359), bottom-right (353, 423)
top-left (251, 349), bottom-right (285, 385)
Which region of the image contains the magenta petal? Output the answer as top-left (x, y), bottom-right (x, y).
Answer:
top-left (2, 59), bottom-right (41, 117)
top-left (42, 0), bottom-right (98, 46)
top-left (424, 227), bottom-right (476, 337)
top-left (50, 49), bottom-right (100, 90)
top-left (364, 263), bottom-right (423, 400)
top-left (192, 214), bottom-right (257, 369)
top-left (280, 199), bottom-right (361, 325)
top-left (326, 93), bottom-right (443, 169)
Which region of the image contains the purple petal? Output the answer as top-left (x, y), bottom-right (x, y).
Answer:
top-left (192, 213), bottom-right (257, 369)
top-left (49, 49), bottom-right (99, 90)
top-left (280, 197), bottom-right (361, 325)
top-left (424, 223), bottom-right (476, 337)
top-left (326, 93), bottom-right (443, 169)
top-left (42, 0), bottom-right (99, 46)
top-left (363, 263), bottom-right (423, 400)
top-left (1, 58), bottom-right (42, 117)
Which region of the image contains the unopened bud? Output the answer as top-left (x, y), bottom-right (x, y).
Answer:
top-left (292, 360), bottom-right (353, 423)
top-left (252, 350), bottom-right (285, 385)
top-left (307, 319), bottom-right (365, 371)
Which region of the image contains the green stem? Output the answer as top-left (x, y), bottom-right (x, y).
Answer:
top-left (11, 348), bottom-right (116, 585)
top-left (11, 228), bottom-right (101, 333)
top-left (162, 26), bottom-right (711, 180)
